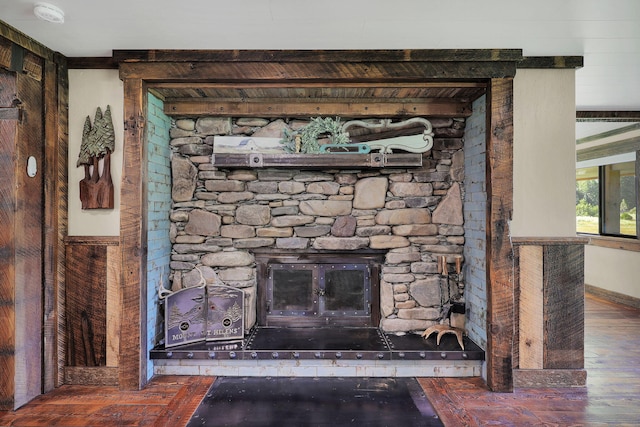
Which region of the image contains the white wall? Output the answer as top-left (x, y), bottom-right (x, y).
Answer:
top-left (512, 69), bottom-right (577, 237)
top-left (585, 245), bottom-right (640, 300)
top-left (68, 70), bottom-right (124, 236)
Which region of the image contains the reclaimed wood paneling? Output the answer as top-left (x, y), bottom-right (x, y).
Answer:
top-left (1, 22), bottom-right (69, 402)
top-left (64, 237), bottom-right (120, 386)
top-left (15, 67), bottom-right (45, 410)
top-left (485, 78), bottom-right (515, 392)
top-left (513, 238), bottom-right (587, 387)
top-left (65, 243), bottom-right (108, 367)
top-left (0, 63), bottom-right (46, 410)
top-left (0, 68), bottom-right (19, 411)
top-left (43, 56), bottom-right (68, 393)
top-left (518, 245), bottom-right (544, 369)
top-left (543, 244), bottom-right (585, 369)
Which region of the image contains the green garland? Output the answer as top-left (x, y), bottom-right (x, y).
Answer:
top-left (281, 117), bottom-right (350, 153)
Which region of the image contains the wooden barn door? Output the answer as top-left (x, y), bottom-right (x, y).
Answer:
top-left (0, 67), bottom-right (45, 409)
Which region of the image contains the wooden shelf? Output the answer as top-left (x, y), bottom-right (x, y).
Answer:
top-left (211, 153), bottom-right (423, 169)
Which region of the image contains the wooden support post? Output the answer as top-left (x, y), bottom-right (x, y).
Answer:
top-left (119, 77), bottom-right (148, 390)
top-left (485, 77), bottom-right (515, 392)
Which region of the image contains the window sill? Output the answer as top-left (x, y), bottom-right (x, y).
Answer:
top-left (580, 234), bottom-right (640, 252)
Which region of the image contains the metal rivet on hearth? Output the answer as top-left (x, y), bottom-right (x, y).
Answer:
top-left (462, 353), bottom-right (468, 359)
top-left (208, 352), bottom-right (216, 359)
top-left (293, 352), bottom-right (300, 359)
top-left (335, 352), bottom-right (342, 359)
top-left (229, 351), bottom-right (237, 359)
top-left (398, 352), bottom-right (405, 359)
top-left (272, 352), bottom-right (279, 359)
top-left (419, 352), bottom-right (426, 359)
top-left (356, 353), bottom-right (362, 359)
top-left (315, 352), bottom-right (322, 359)
top-left (377, 353), bottom-right (384, 359)
top-left (440, 352), bottom-right (447, 359)
top-left (166, 352), bottom-right (173, 359)
top-left (187, 352), bottom-right (194, 359)
top-left (251, 352), bottom-right (258, 359)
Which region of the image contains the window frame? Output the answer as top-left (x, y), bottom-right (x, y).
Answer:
top-left (576, 114), bottom-right (640, 244)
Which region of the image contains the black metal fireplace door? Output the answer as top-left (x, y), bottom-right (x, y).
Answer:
top-left (266, 263), bottom-right (372, 327)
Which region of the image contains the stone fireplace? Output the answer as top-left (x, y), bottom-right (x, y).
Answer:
top-left (166, 116), bottom-right (467, 339)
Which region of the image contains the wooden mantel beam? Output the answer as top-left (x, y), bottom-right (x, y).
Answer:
top-left (163, 99), bottom-right (472, 118)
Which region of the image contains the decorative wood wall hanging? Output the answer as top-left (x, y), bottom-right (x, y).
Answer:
top-left (77, 106), bottom-right (115, 209)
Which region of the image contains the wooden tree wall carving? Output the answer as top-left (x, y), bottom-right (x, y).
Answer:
top-left (77, 106), bottom-right (115, 209)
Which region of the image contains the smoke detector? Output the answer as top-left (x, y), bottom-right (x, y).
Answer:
top-left (33, 2), bottom-right (65, 24)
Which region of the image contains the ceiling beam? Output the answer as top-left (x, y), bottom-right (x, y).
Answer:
top-left (114, 49), bottom-right (523, 64)
top-left (163, 99), bottom-right (472, 118)
top-left (120, 61), bottom-right (516, 82)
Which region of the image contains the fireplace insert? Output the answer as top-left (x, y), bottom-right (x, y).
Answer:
top-left (255, 251), bottom-right (382, 327)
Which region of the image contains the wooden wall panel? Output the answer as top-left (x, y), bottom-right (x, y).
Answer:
top-left (0, 68), bottom-right (18, 411)
top-left (65, 243), bottom-right (108, 367)
top-left (518, 245), bottom-right (544, 369)
top-left (543, 244), bottom-right (585, 369)
top-left (513, 238), bottom-right (587, 388)
top-left (64, 237), bottom-right (120, 386)
top-left (13, 65), bottom-right (45, 410)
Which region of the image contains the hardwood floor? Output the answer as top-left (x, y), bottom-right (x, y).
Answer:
top-left (1, 293), bottom-right (638, 426)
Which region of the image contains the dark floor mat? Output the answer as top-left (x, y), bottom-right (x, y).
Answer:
top-left (186, 377), bottom-right (443, 427)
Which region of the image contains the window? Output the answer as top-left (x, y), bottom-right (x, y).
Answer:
top-left (576, 159), bottom-right (638, 238)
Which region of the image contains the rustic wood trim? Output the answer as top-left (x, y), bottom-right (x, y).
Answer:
top-left (64, 367), bottom-right (119, 386)
top-left (42, 56), bottom-right (68, 393)
top-left (512, 369), bottom-right (587, 388)
top-left (577, 111), bottom-right (640, 121)
top-left (114, 49), bottom-right (523, 63)
top-left (55, 59), bottom-right (69, 389)
top-left (67, 57), bottom-right (118, 69)
top-left (150, 81), bottom-right (488, 91)
top-left (165, 99), bottom-right (472, 118)
top-left (511, 237), bottom-right (591, 246)
top-left (585, 285), bottom-right (640, 310)
top-left (584, 235), bottom-right (640, 252)
top-left (119, 78), bottom-right (148, 390)
top-left (64, 236), bottom-right (120, 245)
top-left (119, 61), bottom-right (517, 82)
top-left (518, 56), bottom-right (583, 69)
top-left (0, 21), bottom-right (59, 63)
top-left (485, 77), bottom-right (515, 392)
top-left (106, 245), bottom-right (121, 367)
top-left (0, 68), bottom-right (18, 411)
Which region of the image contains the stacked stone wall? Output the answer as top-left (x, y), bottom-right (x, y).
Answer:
top-left (167, 116), bottom-right (467, 335)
